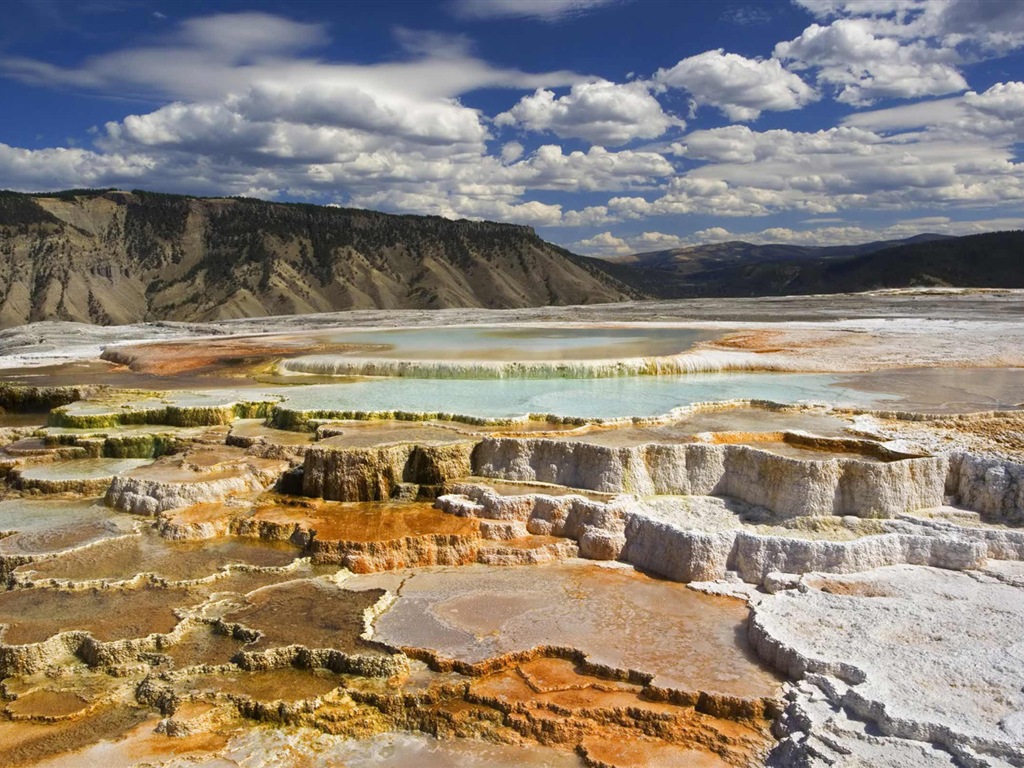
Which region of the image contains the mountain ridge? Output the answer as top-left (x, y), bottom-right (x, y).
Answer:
top-left (1, 188), bottom-right (1021, 327)
top-left (603, 233), bottom-right (955, 268)
top-left (0, 189), bottom-right (638, 328)
top-left (589, 230), bottom-right (1024, 299)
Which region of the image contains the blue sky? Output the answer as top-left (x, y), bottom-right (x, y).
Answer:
top-left (3, 0), bottom-right (1024, 255)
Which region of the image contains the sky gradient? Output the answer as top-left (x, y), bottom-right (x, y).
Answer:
top-left (3, 0), bottom-right (1024, 255)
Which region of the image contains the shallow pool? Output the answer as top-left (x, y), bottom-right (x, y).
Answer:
top-left (315, 325), bottom-right (718, 361)
top-left (274, 372), bottom-right (900, 420)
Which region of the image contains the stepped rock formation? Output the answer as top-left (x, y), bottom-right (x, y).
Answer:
top-left (471, 437), bottom-right (947, 519)
top-left (435, 483), bottom-right (1023, 586)
top-left (751, 566), bottom-right (1024, 765)
top-left (0, 190), bottom-right (636, 327)
top-left (5, 369), bottom-right (1024, 765)
top-left (948, 451), bottom-right (1024, 523)
top-left (105, 450), bottom-right (288, 515)
top-left (302, 440), bottom-right (474, 501)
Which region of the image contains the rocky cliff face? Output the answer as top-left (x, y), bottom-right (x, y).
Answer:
top-left (471, 437), bottom-right (948, 519)
top-left (0, 190), bottom-right (637, 327)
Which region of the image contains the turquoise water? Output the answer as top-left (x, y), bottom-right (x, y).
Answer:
top-left (319, 325), bottom-right (716, 361)
top-left (274, 372), bottom-right (901, 420)
top-left (18, 458), bottom-right (151, 481)
top-left (53, 368), bottom-right (1024, 424)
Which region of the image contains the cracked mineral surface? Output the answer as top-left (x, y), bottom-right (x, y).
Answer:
top-left (0, 293), bottom-right (1023, 766)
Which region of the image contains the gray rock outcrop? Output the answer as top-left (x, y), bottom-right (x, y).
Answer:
top-left (471, 438), bottom-right (947, 519)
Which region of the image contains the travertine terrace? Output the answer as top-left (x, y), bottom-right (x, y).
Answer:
top-left (0, 292), bottom-right (1023, 766)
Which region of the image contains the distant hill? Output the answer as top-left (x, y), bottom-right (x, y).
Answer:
top-left (0, 188), bottom-right (1020, 328)
top-left (783, 230), bottom-right (1024, 294)
top-left (0, 189), bottom-right (638, 327)
top-left (605, 233), bottom-right (953, 268)
top-left (592, 231), bottom-right (1024, 298)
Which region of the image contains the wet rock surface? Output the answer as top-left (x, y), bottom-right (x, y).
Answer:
top-left (753, 566), bottom-right (1024, 766)
top-left (1, 306), bottom-right (1023, 765)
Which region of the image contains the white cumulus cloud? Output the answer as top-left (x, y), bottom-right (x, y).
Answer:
top-left (572, 231), bottom-right (632, 256)
top-left (495, 80), bottom-right (680, 146)
top-left (775, 19), bottom-right (967, 105)
top-left (654, 49), bottom-right (818, 121)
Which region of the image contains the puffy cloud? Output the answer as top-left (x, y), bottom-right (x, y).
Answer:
top-left (495, 80), bottom-right (680, 146)
top-left (576, 215), bottom-right (1024, 258)
top-left (176, 12), bottom-right (329, 57)
top-left (0, 143), bottom-right (156, 191)
top-left (351, 188), bottom-right (567, 227)
top-left (691, 226), bottom-right (735, 243)
top-left (775, 19), bottom-right (966, 105)
top-left (840, 96), bottom-right (966, 131)
top-left (227, 84), bottom-right (489, 147)
top-left (572, 231), bottom-right (632, 256)
top-left (507, 145), bottom-right (674, 191)
top-left (630, 231), bottom-right (688, 250)
top-left (560, 205), bottom-right (615, 227)
top-left (927, 0), bottom-right (1024, 52)
top-left (500, 141), bottom-right (525, 163)
top-left (3, 12), bottom-right (664, 223)
top-left (449, 0), bottom-right (617, 22)
top-left (796, 0), bottom-right (1024, 53)
top-left (604, 118), bottom-right (1024, 221)
top-left (689, 216), bottom-right (1024, 246)
top-left (844, 81), bottom-right (1024, 141)
top-left (781, 1), bottom-right (1024, 107)
top-left (654, 49), bottom-right (817, 121)
top-left (963, 82), bottom-right (1024, 137)
top-left (4, 7), bottom-right (1024, 241)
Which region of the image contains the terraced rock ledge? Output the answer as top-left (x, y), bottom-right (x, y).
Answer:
top-left (0, 339), bottom-right (1023, 766)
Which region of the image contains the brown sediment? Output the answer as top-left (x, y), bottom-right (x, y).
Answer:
top-left (9, 389), bottom-right (1002, 766)
top-left (90, 715), bottom-right (235, 764)
top-left (579, 736), bottom-right (735, 768)
top-left (707, 329), bottom-right (844, 354)
top-left (106, 448), bottom-right (289, 516)
top-left (159, 622), bottom-right (248, 669)
top-left (477, 535), bottom-right (580, 566)
top-left (565, 408), bottom-right (851, 448)
top-left (157, 500), bottom-right (252, 539)
top-left (0, 585), bottom-right (192, 646)
top-left (238, 497), bottom-right (482, 572)
top-left (13, 531), bottom-right (297, 585)
top-left (0, 561), bottom-right (780, 768)
top-left (5, 689), bottom-right (93, 721)
top-left (369, 563), bottom-right (783, 701)
top-left (244, 497), bottom-right (479, 544)
top-left (315, 420), bottom-right (478, 447)
top-left (169, 648), bottom-right (775, 766)
top-left (101, 337), bottom-right (382, 377)
top-left (0, 518), bottom-right (126, 558)
top-left (2, 437), bottom-right (84, 460)
top-left (699, 430), bottom-right (917, 462)
top-left (446, 477), bottom-right (613, 501)
top-left (837, 367), bottom-right (1024, 414)
top-left (226, 418), bottom-right (316, 457)
top-left (171, 666), bottom-right (344, 703)
top-left (348, 652), bottom-right (774, 766)
top-left (218, 579), bottom-right (390, 656)
top-left (0, 703), bottom-right (151, 767)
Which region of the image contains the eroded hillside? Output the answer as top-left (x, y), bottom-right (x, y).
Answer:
top-left (0, 190), bottom-right (637, 326)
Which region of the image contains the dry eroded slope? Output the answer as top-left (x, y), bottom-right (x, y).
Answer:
top-left (0, 190), bottom-right (636, 327)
